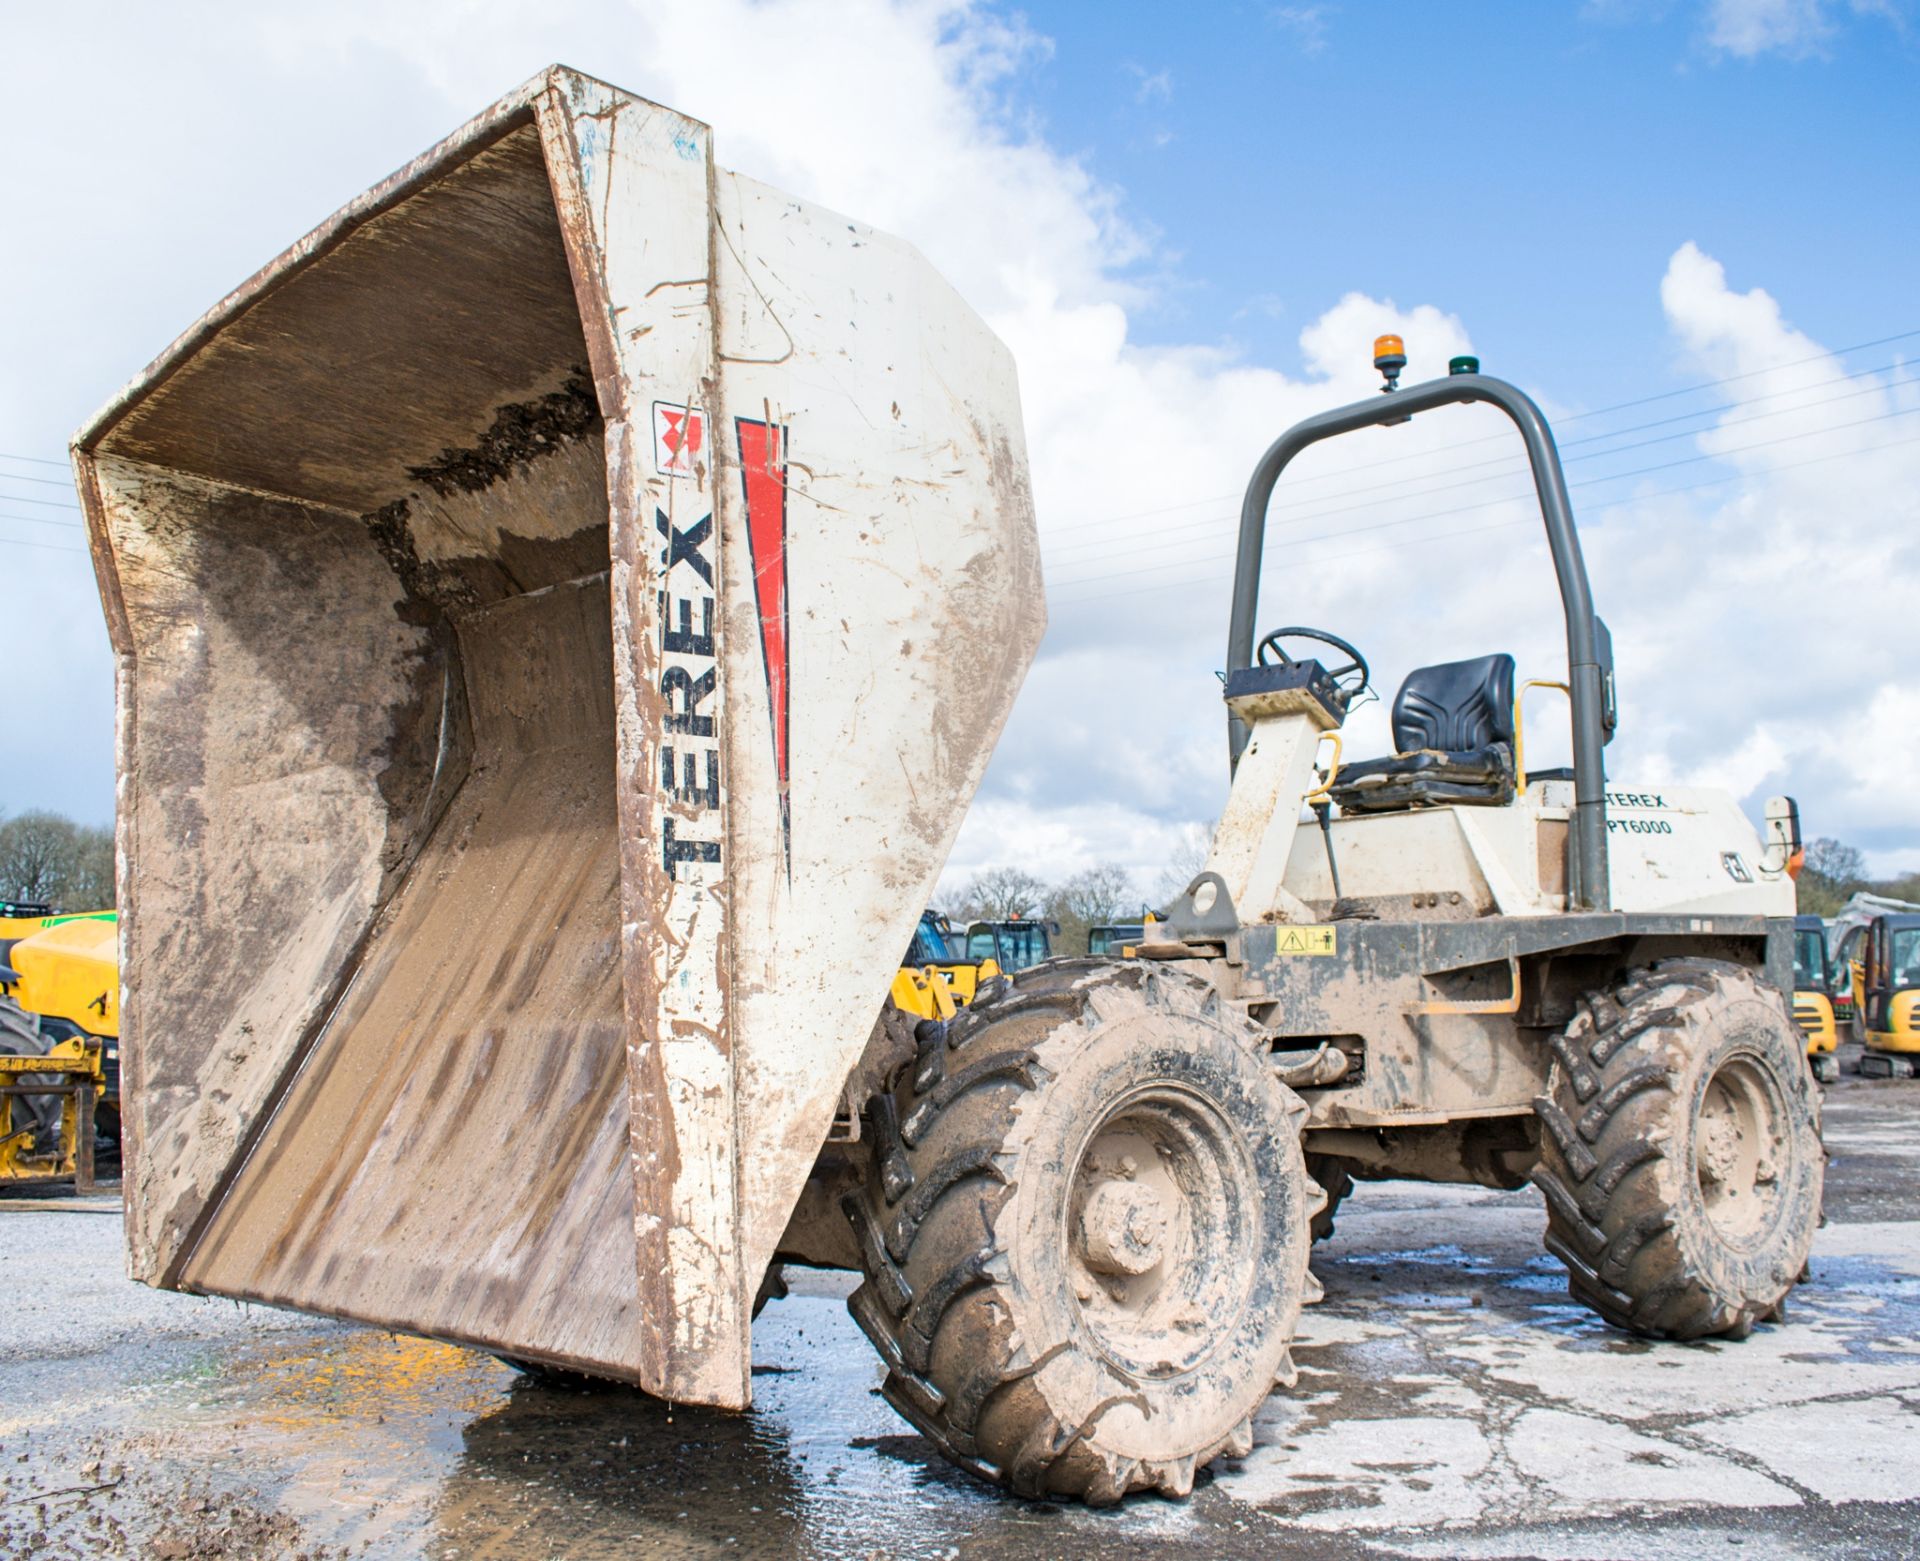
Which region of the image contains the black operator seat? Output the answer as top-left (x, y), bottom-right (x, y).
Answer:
top-left (1327, 653), bottom-right (1517, 815)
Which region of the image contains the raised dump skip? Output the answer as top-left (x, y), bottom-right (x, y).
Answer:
top-left (73, 67), bottom-right (1043, 1408)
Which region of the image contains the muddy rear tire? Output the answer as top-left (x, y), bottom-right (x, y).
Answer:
top-left (844, 959), bottom-right (1317, 1504)
top-left (1534, 958), bottom-right (1823, 1340)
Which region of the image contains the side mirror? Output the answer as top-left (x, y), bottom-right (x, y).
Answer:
top-left (1760, 795), bottom-right (1803, 878)
top-left (1594, 616), bottom-right (1618, 742)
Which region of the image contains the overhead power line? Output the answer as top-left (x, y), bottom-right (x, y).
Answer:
top-left (1048, 393), bottom-right (1920, 590)
top-left (1050, 424), bottom-right (1920, 610)
top-left (0, 534), bottom-right (88, 556)
top-left (1040, 325), bottom-right (1920, 541)
top-left (1541, 324), bottom-right (1920, 417)
top-left (1057, 398), bottom-right (1920, 591)
top-left (1046, 358), bottom-right (1917, 561)
top-left (0, 510), bottom-right (83, 531)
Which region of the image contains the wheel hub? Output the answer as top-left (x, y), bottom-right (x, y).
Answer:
top-left (1065, 1089), bottom-right (1260, 1379)
top-left (1696, 1051), bottom-right (1787, 1245)
top-left (1698, 1115), bottom-right (1741, 1188)
top-left (1078, 1178), bottom-right (1169, 1276)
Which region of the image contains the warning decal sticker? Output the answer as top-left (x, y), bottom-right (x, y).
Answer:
top-left (1275, 925), bottom-right (1338, 956)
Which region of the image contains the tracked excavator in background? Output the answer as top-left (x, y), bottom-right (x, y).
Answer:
top-left (1857, 912), bottom-right (1920, 1075)
top-left (76, 69), bottom-right (1822, 1505)
top-left (1792, 913), bottom-right (1841, 1083)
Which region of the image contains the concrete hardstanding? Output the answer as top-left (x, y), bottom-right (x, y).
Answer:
top-left (70, 66), bottom-right (1043, 1409)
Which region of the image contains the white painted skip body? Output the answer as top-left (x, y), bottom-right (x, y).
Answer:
top-left (1270, 779), bottom-right (1795, 920)
top-left (73, 66), bottom-right (1042, 1409)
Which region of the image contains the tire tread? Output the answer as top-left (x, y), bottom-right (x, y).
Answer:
top-left (846, 959), bottom-right (1292, 1503)
top-left (1533, 956), bottom-right (1818, 1340)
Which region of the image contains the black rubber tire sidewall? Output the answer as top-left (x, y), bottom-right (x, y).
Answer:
top-left (1538, 959), bottom-right (1824, 1339)
top-left (1662, 990), bottom-right (1822, 1308)
top-left (986, 1008), bottom-right (1309, 1472)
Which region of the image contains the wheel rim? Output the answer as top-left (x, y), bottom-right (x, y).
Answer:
top-left (1065, 1084), bottom-right (1258, 1379)
top-left (1694, 1050), bottom-right (1789, 1247)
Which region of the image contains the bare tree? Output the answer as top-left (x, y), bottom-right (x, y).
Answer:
top-left (0, 811), bottom-right (116, 909)
top-left (64, 827), bottom-right (115, 908)
top-left (1798, 837), bottom-right (1868, 918)
top-left (1051, 864), bottom-right (1135, 924)
top-left (957, 866), bottom-right (1050, 922)
top-left (0, 811), bottom-right (78, 904)
top-left (1154, 820), bottom-right (1215, 906)
top-left (1047, 863), bottom-right (1140, 957)
top-left (1804, 838), bottom-right (1866, 888)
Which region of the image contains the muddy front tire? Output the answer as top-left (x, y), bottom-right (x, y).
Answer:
top-left (1534, 959), bottom-right (1823, 1340)
top-left (844, 960), bottom-right (1316, 1504)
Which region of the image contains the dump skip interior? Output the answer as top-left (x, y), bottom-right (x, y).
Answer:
top-left (88, 120), bottom-right (646, 1364)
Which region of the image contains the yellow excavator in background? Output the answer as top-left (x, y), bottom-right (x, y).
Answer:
top-left (0, 903), bottom-right (118, 1188)
top-left (1793, 914), bottom-right (1840, 1083)
top-left (889, 909), bottom-right (1002, 1022)
top-left (960, 916), bottom-right (1056, 972)
top-left (1858, 912), bottom-right (1920, 1078)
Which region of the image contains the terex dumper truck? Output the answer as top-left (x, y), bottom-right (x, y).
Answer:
top-left (75, 69), bottom-right (1823, 1506)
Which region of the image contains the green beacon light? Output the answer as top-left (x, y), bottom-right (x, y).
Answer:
top-left (1449, 355), bottom-right (1481, 376)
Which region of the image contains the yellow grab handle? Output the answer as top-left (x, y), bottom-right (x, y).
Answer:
top-left (1514, 679), bottom-right (1570, 791)
top-left (1304, 732), bottom-right (1344, 805)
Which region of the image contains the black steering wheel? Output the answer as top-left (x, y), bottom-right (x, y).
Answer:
top-left (1254, 626), bottom-right (1371, 703)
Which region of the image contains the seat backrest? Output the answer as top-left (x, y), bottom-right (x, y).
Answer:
top-left (1392, 653), bottom-right (1516, 754)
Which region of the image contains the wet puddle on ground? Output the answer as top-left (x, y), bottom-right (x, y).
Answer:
top-left (7, 1082), bottom-right (1920, 1557)
top-left (2, 1279), bottom-right (1247, 1559)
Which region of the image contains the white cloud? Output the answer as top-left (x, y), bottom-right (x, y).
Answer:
top-left (1271, 5), bottom-right (1335, 55)
top-left (1708, 0), bottom-right (1839, 55)
top-left (1703, 0), bottom-right (1900, 58)
top-left (1124, 64), bottom-right (1173, 104)
top-left (1587, 242), bottom-right (1920, 864)
top-left (3, 0), bottom-right (1916, 896)
top-left (1840, 685), bottom-right (1920, 835)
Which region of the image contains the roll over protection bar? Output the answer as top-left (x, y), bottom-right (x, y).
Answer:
top-left (1226, 373), bottom-right (1613, 912)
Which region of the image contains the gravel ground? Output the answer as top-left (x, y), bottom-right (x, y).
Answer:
top-left (1, 1068), bottom-right (1916, 1559)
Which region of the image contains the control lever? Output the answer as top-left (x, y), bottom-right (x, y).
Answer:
top-left (1311, 798), bottom-right (1343, 901)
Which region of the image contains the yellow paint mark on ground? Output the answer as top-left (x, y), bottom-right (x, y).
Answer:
top-left (243, 1332), bottom-right (503, 1434)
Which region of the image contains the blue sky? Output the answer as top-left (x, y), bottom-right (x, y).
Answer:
top-left (3, 0), bottom-right (1917, 881)
top-left (1012, 1), bottom-right (1918, 404)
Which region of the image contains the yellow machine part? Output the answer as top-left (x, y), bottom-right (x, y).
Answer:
top-left (4, 916), bottom-right (118, 1038)
top-left (1793, 990), bottom-right (1836, 1056)
top-left (1867, 990), bottom-right (1920, 1056)
top-left (0, 1040), bottom-right (102, 1183)
top-left (889, 958), bottom-right (1002, 1022)
top-left (0, 908), bottom-right (114, 942)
